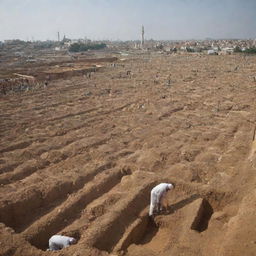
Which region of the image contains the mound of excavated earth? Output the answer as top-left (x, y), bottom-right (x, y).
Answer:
top-left (0, 53), bottom-right (256, 256)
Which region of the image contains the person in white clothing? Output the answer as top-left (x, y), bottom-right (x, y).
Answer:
top-left (149, 183), bottom-right (175, 216)
top-left (48, 235), bottom-right (76, 251)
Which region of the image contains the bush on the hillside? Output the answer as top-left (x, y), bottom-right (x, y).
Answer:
top-left (33, 41), bottom-right (56, 49)
top-left (69, 43), bottom-right (107, 52)
top-left (234, 46), bottom-right (242, 52)
top-left (244, 47), bottom-right (256, 54)
top-left (186, 47), bottom-right (195, 52)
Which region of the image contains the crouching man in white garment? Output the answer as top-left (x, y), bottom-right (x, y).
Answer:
top-left (149, 183), bottom-right (174, 216)
top-left (48, 235), bottom-right (77, 251)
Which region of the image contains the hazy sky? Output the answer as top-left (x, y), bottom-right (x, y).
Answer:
top-left (0, 0), bottom-right (256, 41)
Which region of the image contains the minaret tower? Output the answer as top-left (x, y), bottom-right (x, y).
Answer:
top-left (141, 25), bottom-right (145, 49)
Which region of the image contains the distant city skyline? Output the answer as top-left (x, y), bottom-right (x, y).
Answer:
top-left (0, 0), bottom-right (256, 41)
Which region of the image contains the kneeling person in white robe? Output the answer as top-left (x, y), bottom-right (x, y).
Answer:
top-left (149, 183), bottom-right (174, 216)
top-left (48, 235), bottom-right (76, 251)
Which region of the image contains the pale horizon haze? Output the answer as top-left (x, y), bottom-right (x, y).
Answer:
top-left (0, 0), bottom-right (256, 41)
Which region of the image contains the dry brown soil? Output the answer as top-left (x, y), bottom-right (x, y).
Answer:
top-left (0, 53), bottom-right (256, 256)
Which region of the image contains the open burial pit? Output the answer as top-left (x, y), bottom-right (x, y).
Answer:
top-left (0, 161), bottom-right (116, 233)
top-left (190, 198), bottom-right (213, 232)
top-left (0, 170), bottom-right (218, 255)
top-left (26, 187), bottom-right (214, 254)
top-left (121, 198), bottom-right (213, 256)
top-left (24, 168), bottom-right (130, 251)
top-left (90, 194), bottom-right (213, 255)
top-left (0, 166), bottom-right (131, 252)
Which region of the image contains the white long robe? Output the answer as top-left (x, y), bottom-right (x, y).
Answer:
top-left (149, 183), bottom-right (173, 216)
top-left (48, 235), bottom-right (76, 251)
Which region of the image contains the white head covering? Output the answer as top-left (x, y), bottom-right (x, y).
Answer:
top-left (167, 183), bottom-right (173, 190)
top-left (69, 238), bottom-right (76, 245)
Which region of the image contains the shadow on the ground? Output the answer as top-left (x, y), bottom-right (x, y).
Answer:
top-left (157, 194), bottom-right (201, 216)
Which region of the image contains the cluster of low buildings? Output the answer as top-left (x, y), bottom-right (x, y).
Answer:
top-left (178, 39), bottom-right (255, 54)
top-left (139, 39), bottom-right (256, 55)
top-left (1, 38), bottom-right (255, 56)
top-left (99, 38), bottom-right (256, 55)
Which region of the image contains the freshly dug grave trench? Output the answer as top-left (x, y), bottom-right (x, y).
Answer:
top-left (0, 161), bottom-right (114, 232)
top-left (191, 198), bottom-right (213, 232)
top-left (24, 168), bottom-right (127, 250)
top-left (122, 197), bottom-right (213, 255)
top-left (82, 180), bottom-right (158, 253)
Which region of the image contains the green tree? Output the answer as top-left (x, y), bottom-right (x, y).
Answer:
top-left (244, 47), bottom-right (256, 54)
top-left (234, 46), bottom-right (242, 53)
top-left (69, 43), bottom-right (106, 52)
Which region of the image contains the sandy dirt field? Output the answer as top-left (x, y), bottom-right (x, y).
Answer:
top-left (0, 53), bottom-right (256, 256)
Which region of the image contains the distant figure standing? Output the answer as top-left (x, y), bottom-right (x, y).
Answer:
top-left (149, 183), bottom-right (174, 216)
top-left (48, 235), bottom-right (76, 251)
